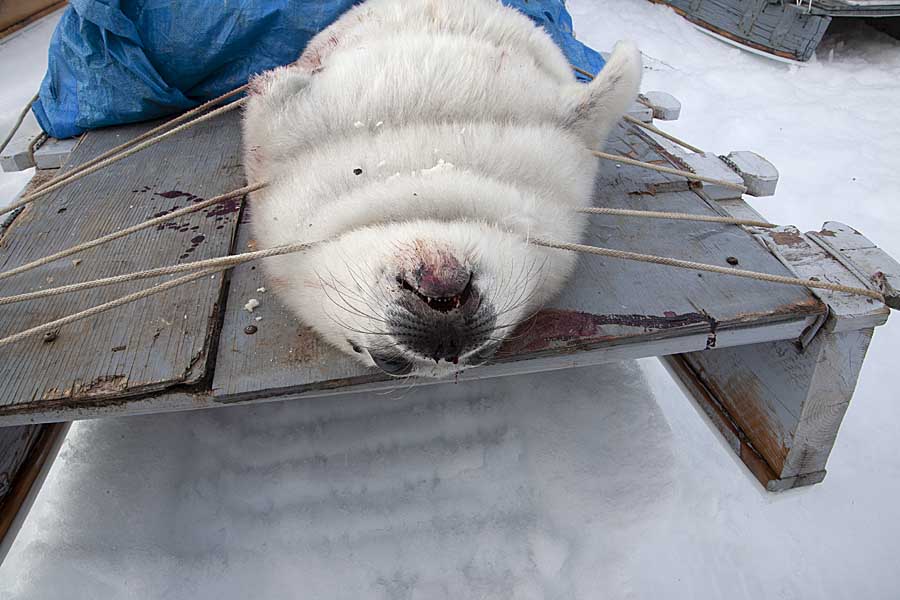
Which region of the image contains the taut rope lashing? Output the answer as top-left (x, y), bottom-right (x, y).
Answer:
top-left (0, 182), bottom-right (266, 282)
top-left (0, 208), bottom-right (770, 306)
top-left (622, 114), bottom-right (704, 154)
top-left (591, 150), bottom-right (747, 192)
top-left (576, 207), bottom-right (773, 228)
top-left (0, 268), bottom-right (227, 348)
top-left (0, 235), bottom-right (884, 347)
top-left (0, 189), bottom-right (763, 283)
top-left (0, 92), bottom-right (39, 155)
top-left (572, 64), bottom-right (654, 110)
top-left (17, 84), bottom-right (250, 208)
top-left (0, 97), bottom-right (249, 218)
top-left (0, 241), bottom-right (315, 306)
top-left (0, 206), bottom-right (774, 304)
top-left (531, 239), bottom-right (885, 301)
top-left (0, 62), bottom-right (867, 349)
top-left (573, 63), bottom-right (705, 154)
top-left (1, 63), bottom-right (708, 219)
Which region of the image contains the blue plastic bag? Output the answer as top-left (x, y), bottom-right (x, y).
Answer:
top-left (33, 1), bottom-right (605, 139)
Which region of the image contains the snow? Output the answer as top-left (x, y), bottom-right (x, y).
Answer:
top-left (0, 12), bottom-right (60, 207)
top-left (2, 4), bottom-right (900, 598)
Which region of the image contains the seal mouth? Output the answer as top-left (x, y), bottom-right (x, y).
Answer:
top-left (397, 273), bottom-right (474, 313)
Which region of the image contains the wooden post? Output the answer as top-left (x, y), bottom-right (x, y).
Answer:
top-left (0, 422), bottom-right (68, 563)
top-left (666, 223), bottom-right (891, 491)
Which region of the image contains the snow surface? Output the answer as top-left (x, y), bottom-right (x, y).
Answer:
top-left (2, 3), bottom-right (900, 598)
top-left (0, 12), bottom-right (60, 205)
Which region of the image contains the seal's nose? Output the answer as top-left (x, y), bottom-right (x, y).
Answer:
top-left (398, 256), bottom-right (473, 313)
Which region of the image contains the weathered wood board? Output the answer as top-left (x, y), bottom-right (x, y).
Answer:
top-left (0, 111), bottom-right (82, 173)
top-left (211, 122), bottom-right (825, 402)
top-left (650, 0), bottom-right (832, 61)
top-left (0, 118), bottom-right (831, 423)
top-left (0, 112), bottom-right (245, 417)
top-left (0, 422), bottom-right (66, 561)
top-left (0, 425), bottom-right (43, 501)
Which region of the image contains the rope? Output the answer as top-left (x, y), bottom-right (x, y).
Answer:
top-left (0, 91), bottom-right (39, 155)
top-left (0, 66), bottom-right (880, 347)
top-left (0, 97), bottom-right (249, 217)
top-left (531, 238), bottom-right (884, 302)
top-left (1, 234), bottom-right (882, 346)
top-left (572, 65), bottom-right (595, 79)
top-left (0, 268), bottom-right (225, 348)
top-left (0, 205), bottom-right (774, 305)
top-left (0, 240), bottom-right (315, 306)
top-left (576, 207), bottom-right (774, 228)
top-left (0, 182), bottom-right (265, 281)
top-left (622, 115), bottom-right (704, 154)
top-left (571, 65), bottom-right (653, 108)
top-left (573, 64), bottom-right (704, 153)
top-left (592, 150), bottom-right (747, 192)
top-left (20, 85), bottom-right (250, 205)
top-left (26, 131), bottom-right (48, 166)
top-left (0, 145), bottom-right (746, 282)
top-left (0, 206), bottom-right (777, 305)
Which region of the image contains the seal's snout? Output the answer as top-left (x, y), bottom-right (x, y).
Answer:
top-left (382, 247), bottom-right (494, 369)
top-left (394, 267), bottom-right (476, 364)
top-left (398, 250), bottom-right (474, 313)
top-left (397, 267), bottom-right (473, 313)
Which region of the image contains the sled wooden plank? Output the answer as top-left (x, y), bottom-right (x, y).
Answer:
top-left (0, 422), bottom-right (67, 563)
top-left (649, 0), bottom-right (833, 62)
top-left (211, 122), bottom-right (824, 401)
top-left (0, 111), bottom-right (244, 415)
top-left (0, 315), bottom-right (820, 425)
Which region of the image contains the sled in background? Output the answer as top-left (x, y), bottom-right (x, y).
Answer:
top-left (648, 0), bottom-right (900, 61)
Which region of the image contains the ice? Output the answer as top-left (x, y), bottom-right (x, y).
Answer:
top-left (2, 4), bottom-right (900, 599)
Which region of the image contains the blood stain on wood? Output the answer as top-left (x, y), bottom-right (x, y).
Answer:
top-left (499, 309), bottom-right (713, 355)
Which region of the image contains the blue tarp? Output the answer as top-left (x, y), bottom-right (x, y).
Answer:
top-left (33, 1), bottom-right (605, 139)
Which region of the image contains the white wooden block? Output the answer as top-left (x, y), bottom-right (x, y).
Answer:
top-left (1, 110), bottom-right (79, 172)
top-left (760, 226), bottom-right (889, 332)
top-left (810, 222), bottom-right (900, 310)
top-left (680, 152), bottom-right (745, 200)
top-left (33, 137), bottom-right (79, 170)
top-left (0, 111), bottom-right (41, 172)
top-left (725, 151), bottom-right (779, 197)
top-left (626, 101), bottom-right (653, 123)
top-left (643, 91), bottom-right (681, 120)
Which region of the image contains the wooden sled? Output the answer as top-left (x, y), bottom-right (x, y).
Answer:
top-left (648, 0), bottom-right (900, 62)
top-left (1, 91), bottom-right (897, 559)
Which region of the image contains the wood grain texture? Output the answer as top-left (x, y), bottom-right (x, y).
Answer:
top-left (810, 221), bottom-right (900, 310)
top-left (674, 327), bottom-right (873, 486)
top-left (759, 226), bottom-right (889, 333)
top-left (211, 121), bottom-right (824, 401)
top-left (666, 220), bottom-right (889, 491)
top-left (649, 0), bottom-right (832, 61)
top-left (0, 425), bottom-right (43, 499)
top-left (0, 422), bottom-right (66, 561)
top-left (0, 313), bottom-right (819, 425)
top-left (0, 112), bottom-right (245, 414)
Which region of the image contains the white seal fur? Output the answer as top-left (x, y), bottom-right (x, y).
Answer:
top-left (243, 0), bottom-right (642, 377)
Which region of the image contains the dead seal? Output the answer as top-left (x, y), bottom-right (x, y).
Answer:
top-left (243, 0), bottom-right (641, 377)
